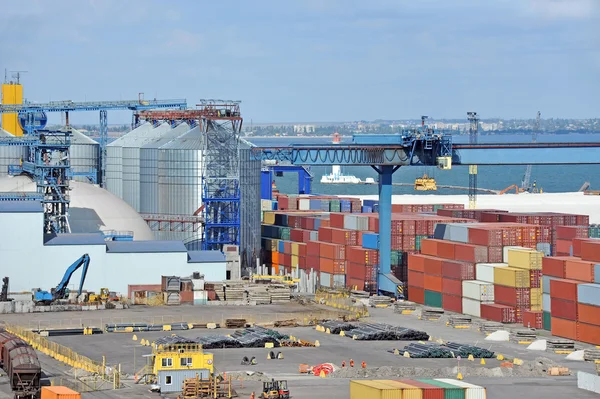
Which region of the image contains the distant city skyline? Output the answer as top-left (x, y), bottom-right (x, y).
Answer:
top-left (1, 0), bottom-right (598, 124)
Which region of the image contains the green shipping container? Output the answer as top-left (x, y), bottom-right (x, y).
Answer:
top-left (417, 379), bottom-right (465, 399)
top-left (330, 199), bottom-right (341, 212)
top-left (433, 204), bottom-right (444, 212)
top-left (543, 311), bottom-right (551, 331)
top-left (280, 227), bottom-right (291, 240)
top-left (589, 226), bottom-right (600, 238)
top-left (390, 250), bottom-right (402, 266)
top-left (424, 290), bottom-right (443, 308)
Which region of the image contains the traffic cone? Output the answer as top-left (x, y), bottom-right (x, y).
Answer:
top-left (457, 372), bottom-right (463, 380)
top-left (480, 358), bottom-right (486, 365)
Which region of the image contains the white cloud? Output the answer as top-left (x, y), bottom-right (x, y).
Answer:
top-left (527, 0), bottom-right (598, 20)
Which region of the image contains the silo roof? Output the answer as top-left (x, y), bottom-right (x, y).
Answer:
top-left (141, 122), bottom-right (191, 149)
top-left (160, 126), bottom-right (203, 150)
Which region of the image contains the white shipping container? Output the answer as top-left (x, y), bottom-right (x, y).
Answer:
top-left (333, 274), bottom-right (345, 288)
top-left (320, 272), bottom-right (332, 288)
top-left (542, 293), bottom-right (551, 311)
top-left (436, 379), bottom-right (488, 399)
top-left (261, 199), bottom-right (272, 211)
top-left (298, 198), bottom-right (311, 211)
top-left (462, 280), bottom-right (495, 302)
top-left (192, 279), bottom-right (205, 291)
top-left (193, 290), bottom-right (207, 305)
top-left (475, 263), bottom-right (508, 284)
top-left (461, 297), bottom-right (491, 318)
top-left (502, 246), bottom-right (530, 263)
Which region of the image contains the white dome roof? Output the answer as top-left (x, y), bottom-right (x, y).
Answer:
top-left (0, 176), bottom-right (154, 240)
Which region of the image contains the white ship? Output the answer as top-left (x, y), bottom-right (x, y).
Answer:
top-left (319, 133), bottom-right (376, 184)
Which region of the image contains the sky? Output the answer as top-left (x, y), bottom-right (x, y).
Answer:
top-left (0, 0), bottom-right (599, 124)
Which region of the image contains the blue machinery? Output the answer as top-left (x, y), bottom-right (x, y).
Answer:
top-left (34, 253), bottom-right (91, 304)
top-left (251, 131), bottom-right (600, 298)
top-left (260, 164), bottom-right (313, 201)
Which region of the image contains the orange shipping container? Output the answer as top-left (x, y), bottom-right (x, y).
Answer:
top-left (564, 259), bottom-right (596, 282)
top-left (319, 258), bottom-right (345, 274)
top-left (577, 303), bottom-right (600, 326)
top-left (577, 322), bottom-right (600, 345)
top-left (408, 270), bottom-right (424, 288)
top-left (423, 257), bottom-right (443, 276)
top-left (408, 253), bottom-right (425, 272)
top-left (424, 274), bottom-right (442, 292)
top-left (272, 252), bottom-right (280, 265)
top-left (581, 240), bottom-right (600, 263)
top-left (551, 317), bottom-right (577, 341)
top-left (42, 387), bottom-right (81, 399)
top-left (420, 238), bottom-right (438, 257)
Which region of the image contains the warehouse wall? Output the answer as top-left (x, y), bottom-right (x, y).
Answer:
top-left (0, 207), bottom-right (226, 295)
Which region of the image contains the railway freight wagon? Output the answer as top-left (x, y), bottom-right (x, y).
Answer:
top-left (0, 330), bottom-right (42, 399)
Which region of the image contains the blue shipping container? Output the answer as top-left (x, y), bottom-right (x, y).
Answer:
top-left (363, 199), bottom-right (378, 208)
top-left (577, 284), bottom-right (600, 307)
top-left (362, 233), bottom-right (379, 250)
top-left (362, 206), bottom-right (372, 213)
top-left (314, 219), bottom-right (322, 230)
top-left (595, 265), bottom-right (600, 284)
top-left (372, 204), bottom-right (379, 213)
top-left (309, 199), bottom-right (322, 210)
top-left (272, 201), bottom-right (278, 210)
top-left (278, 241), bottom-right (285, 253)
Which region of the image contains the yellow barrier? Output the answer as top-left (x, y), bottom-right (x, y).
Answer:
top-left (5, 324), bottom-right (122, 388)
top-left (315, 291), bottom-right (369, 319)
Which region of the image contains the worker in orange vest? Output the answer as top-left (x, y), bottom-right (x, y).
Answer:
top-left (341, 360), bottom-right (346, 368)
top-left (349, 359), bottom-right (354, 367)
top-left (361, 361), bottom-right (366, 369)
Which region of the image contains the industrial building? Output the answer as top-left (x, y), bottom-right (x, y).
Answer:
top-left (0, 201), bottom-right (226, 294)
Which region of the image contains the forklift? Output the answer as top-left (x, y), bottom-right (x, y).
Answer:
top-left (261, 379), bottom-right (290, 399)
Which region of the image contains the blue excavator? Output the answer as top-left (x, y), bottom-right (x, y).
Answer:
top-left (34, 254), bottom-right (91, 305)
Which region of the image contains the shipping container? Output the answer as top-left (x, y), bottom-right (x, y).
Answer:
top-left (475, 263), bottom-right (508, 284)
top-left (435, 379), bottom-right (487, 399)
top-left (442, 260), bottom-right (475, 280)
top-left (409, 286), bottom-right (425, 304)
top-left (494, 267), bottom-right (530, 288)
top-left (382, 381), bottom-right (424, 399)
top-left (542, 293), bottom-right (551, 312)
top-left (424, 275), bottom-right (443, 292)
top-left (417, 379), bottom-right (466, 399)
top-left (506, 248), bottom-right (543, 270)
top-left (577, 303), bottom-right (600, 326)
top-left (462, 297), bottom-right (486, 318)
top-left (320, 272), bottom-right (332, 288)
top-left (363, 233), bottom-right (379, 250)
top-left (408, 254), bottom-right (426, 272)
top-left (409, 271), bottom-right (425, 289)
top-left (581, 240), bottom-right (600, 263)
top-left (480, 303), bottom-right (516, 323)
top-left (494, 285), bottom-right (530, 307)
top-left (564, 259), bottom-right (596, 283)
top-left (41, 386), bottom-right (81, 399)
top-left (551, 317), bottom-right (577, 340)
top-left (577, 283), bottom-right (600, 307)
top-left (550, 279), bottom-right (579, 302)
top-left (442, 277), bottom-right (462, 297)
top-left (442, 294), bottom-right (462, 313)
top-left (543, 311), bottom-right (551, 330)
top-left (454, 243), bottom-right (488, 263)
top-left (349, 380), bottom-right (404, 399)
top-left (577, 323), bottom-right (600, 345)
top-left (424, 290), bottom-right (443, 308)
top-left (462, 281), bottom-right (494, 302)
top-left (550, 298), bottom-right (577, 320)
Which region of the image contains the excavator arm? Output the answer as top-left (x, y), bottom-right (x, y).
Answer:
top-left (499, 184), bottom-right (519, 195)
top-left (53, 254), bottom-right (91, 300)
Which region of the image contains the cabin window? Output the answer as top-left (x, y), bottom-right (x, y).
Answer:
top-left (180, 357), bottom-right (193, 366)
top-left (165, 376), bottom-right (172, 385)
top-left (161, 358), bottom-right (173, 367)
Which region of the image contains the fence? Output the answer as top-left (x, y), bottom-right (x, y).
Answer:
top-left (5, 324), bottom-right (123, 390)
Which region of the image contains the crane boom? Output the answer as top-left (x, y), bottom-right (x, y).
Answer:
top-left (34, 254), bottom-right (91, 304)
top-left (521, 111), bottom-right (541, 191)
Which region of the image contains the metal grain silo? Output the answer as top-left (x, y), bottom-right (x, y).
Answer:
top-left (239, 140), bottom-right (261, 270)
top-left (106, 122), bottom-right (154, 198)
top-left (121, 123), bottom-right (173, 211)
top-left (139, 122), bottom-right (190, 214)
top-left (70, 128), bottom-right (99, 183)
top-left (158, 126), bottom-right (203, 217)
top-left (0, 128), bottom-right (27, 178)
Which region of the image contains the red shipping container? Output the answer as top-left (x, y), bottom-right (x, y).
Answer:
top-left (441, 260), bottom-right (475, 280)
top-left (468, 226), bottom-right (504, 246)
top-left (330, 228), bottom-right (359, 246)
top-left (347, 277), bottom-right (365, 291)
top-left (438, 240), bottom-right (456, 260)
top-left (538, 225), bottom-right (551, 242)
top-left (542, 257), bottom-right (569, 278)
top-left (398, 380), bottom-right (444, 399)
top-left (346, 246), bottom-right (379, 266)
top-left (329, 213), bottom-right (345, 229)
top-left (576, 303), bottom-right (600, 326)
top-left (402, 219), bottom-right (416, 236)
top-left (180, 291), bottom-right (194, 304)
top-left (424, 275), bottom-right (442, 292)
top-left (421, 239), bottom-right (438, 257)
top-left (408, 286), bottom-right (425, 304)
top-left (581, 240), bottom-right (600, 263)
top-left (408, 270), bottom-right (424, 288)
top-left (572, 238), bottom-right (592, 257)
top-left (442, 294), bottom-right (462, 313)
top-left (551, 317), bottom-right (577, 341)
top-left (523, 310), bottom-right (543, 329)
top-left (576, 215), bottom-right (590, 226)
top-left (454, 243), bottom-right (488, 263)
top-left (564, 259), bottom-right (596, 282)
top-left (495, 285), bottom-right (531, 307)
top-left (556, 225), bottom-right (589, 240)
top-left (307, 241), bottom-right (320, 257)
top-left (423, 257), bottom-right (443, 276)
top-left (550, 298), bottom-right (577, 321)
top-left (480, 303), bottom-right (516, 323)
top-left (549, 279), bottom-right (579, 301)
top-left (319, 242), bottom-right (345, 260)
top-left (347, 262), bottom-right (375, 281)
top-left (391, 234), bottom-right (403, 251)
top-left (415, 219), bottom-right (429, 236)
top-left (442, 277), bottom-right (462, 297)
top-left (318, 227), bottom-right (333, 243)
top-left (577, 323), bottom-right (600, 345)
top-left (403, 235), bottom-right (417, 251)
top-left (529, 270), bottom-right (542, 288)
top-left (408, 254), bottom-right (425, 272)
top-left (555, 240), bottom-right (572, 256)
top-left (488, 246), bottom-right (503, 263)
top-left (305, 254), bottom-right (320, 271)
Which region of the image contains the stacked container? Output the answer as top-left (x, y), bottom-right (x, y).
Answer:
top-left (349, 378), bottom-right (486, 399)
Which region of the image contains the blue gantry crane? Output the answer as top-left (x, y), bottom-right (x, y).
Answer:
top-left (34, 253), bottom-right (91, 304)
top-left (251, 130), bottom-right (600, 298)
